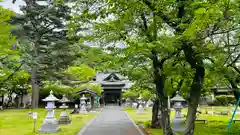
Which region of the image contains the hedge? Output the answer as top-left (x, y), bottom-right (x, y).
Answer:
top-left (214, 95), bottom-right (236, 106)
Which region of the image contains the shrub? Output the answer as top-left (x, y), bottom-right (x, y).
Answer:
top-left (143, 120), bottom-right (151, 128)
top-left (214, 95), bottom-right (236, 106)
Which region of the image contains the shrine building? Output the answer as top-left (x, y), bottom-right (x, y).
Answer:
top-left (90, 72), bottom-right (133, 105)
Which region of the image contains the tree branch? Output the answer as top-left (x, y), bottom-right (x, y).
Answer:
top-left (140, 0), bottom-right (178, 29)
top-left (0, 61), bottom-right (24, 86)
top-left (231, 54), bottom-right (240, 65)
top-left (159, 49), bottom-right (181, 67)
top-left (232, 65), bottom-right (240, 74)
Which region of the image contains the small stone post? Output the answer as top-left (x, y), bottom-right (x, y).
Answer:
top-left (171, 91), bottom-right (186, 132)
top-left (38, 91), bottom-right (60, 133)
top-left (58, 94), bottom-right (71, 124)
top-left (137, 95), bottom-right (144, 114)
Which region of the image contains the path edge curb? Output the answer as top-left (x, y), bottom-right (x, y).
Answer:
top-left (124, 111), bottom-right (145, 135)
top-left (76, 108), bottom-right (104, 135)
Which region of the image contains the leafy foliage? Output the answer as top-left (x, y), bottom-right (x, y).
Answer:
top-left (64, 65), bottom-right (96, 81)
top-left (123, 90), bottom-right (138, 100)
top-left (76, 83), bottom-right (102, 96)
top-left (0, 5), bottom-right (17, 60)
top-left (214, 95), bottom-right (236, 106)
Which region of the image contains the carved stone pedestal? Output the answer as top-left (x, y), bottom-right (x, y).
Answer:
top-left (58, 111), bottom-right (71, 124)
top-left (38, 110), bottom-right (60, 133)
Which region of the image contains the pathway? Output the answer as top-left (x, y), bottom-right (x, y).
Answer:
top-left (77, 105), bottom-right (144, 135)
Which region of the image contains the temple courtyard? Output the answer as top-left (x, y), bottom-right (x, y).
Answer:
top-left (0, 106), bottom-right (145, 135)
top-left (125, 106), bottom-right (240, 135)
top-left (0, 108), bottom-right (96, 135)
top-left (1, 105), bottom-right (240, 135)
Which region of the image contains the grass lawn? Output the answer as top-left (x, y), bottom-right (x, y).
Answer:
top-left (125, 107), bottom-right (240, 135)
top-left (0, 109), bottom-right (98, 135)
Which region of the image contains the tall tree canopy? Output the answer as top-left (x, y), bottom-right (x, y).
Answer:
top-left (10, 0), bottom-right (75, 108)
top-left (69, 0), bottom-right (240, 134)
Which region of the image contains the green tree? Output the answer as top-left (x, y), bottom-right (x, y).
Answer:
top-left (142, 90), bottom-right (153, 101)
top-left (64, 65), bottom-right (96, 81)
top-left (76, 83), bottom-right (102, 96)
top-left (11, 0), bottom-right (73, 108)
top-left (122, 90), bottom-right (138, 106)
top-left (69, 0), bottom-right (237, 134)
top-left (40, 81), bottom-right (74, 98)
top-left (0, 3), bottom-right (16, 61)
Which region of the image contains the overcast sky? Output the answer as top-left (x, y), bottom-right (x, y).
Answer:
top-left (0, 0), bottom-right (125, 48)
top-left (0, 0), bottom-right (25, 13)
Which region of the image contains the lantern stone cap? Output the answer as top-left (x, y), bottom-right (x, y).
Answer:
top-left (171, 91), bottom-right (185, 102)
top-left (80, 94), bottom-right (87, 100)
top-left (42, 90), bottom-right (59, 102)
top-left (59, 94), bottom-right (70, 103)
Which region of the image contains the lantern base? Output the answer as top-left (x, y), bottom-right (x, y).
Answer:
top-left (79, 105), bottom-right (88, 114)
top-left (38, 110), bottom-right (60, 133)
top-left (58, 111), bottom-right (71, 124)
top-left (38, 123), bottom-right (60, 133)
top-left (172, 117), bottom-right (186, 132)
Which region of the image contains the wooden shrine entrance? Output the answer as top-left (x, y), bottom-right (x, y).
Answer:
top-left (92, 72), bottom-right (132, 106)
top-left (103, 89), bottom-right (121, 105)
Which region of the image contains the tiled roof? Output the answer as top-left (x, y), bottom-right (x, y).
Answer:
top-left (96, 72), bottom-right (126, 81)
top-left (94, 72), bottom-right (133, 88)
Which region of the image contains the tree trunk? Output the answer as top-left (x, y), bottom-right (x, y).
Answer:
top-left (20, 93), bottom-right (24, 108)
top-left (31, 67), bottom-right (39, 109)
top-left (184, 66), bottom-right (204, 135)
top-left (226, 76), bottom-right (239, 101)
top-left (160, 97), bottom-right (172, 135)
top-left (137, 102), bottom-right (140, 109)
top-left (14, 95), bottom-right (19, 108)
top-left (7, 93), bottom-right (12, 108)
top-left (31, 35), bottom-right (40, 109)
top-left (1, 94), bottom-right (3, 106)
top-left (151, 99), bottom-right (161, 128)
top-left (152, 52), bottom-right (173, 135)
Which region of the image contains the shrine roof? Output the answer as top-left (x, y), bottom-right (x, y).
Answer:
top-left (75, 88), bottom-right (97, 95)
top-left (90, 72), bottom-right (134, 89)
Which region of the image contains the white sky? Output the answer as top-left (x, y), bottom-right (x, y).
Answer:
top-left (0, 0), bottom-right (126, 48)
top-left (0, 0), bottom-right (25, 13)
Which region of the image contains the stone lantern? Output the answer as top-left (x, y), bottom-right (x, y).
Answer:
top-left (79, 94), bottom-right (87, 114)
top-left (137, 95), bottom-right (144, 114)
top-left (38, 91), bottom-right (60, 133)
top-left (170, 91), bottom-right (186, 132)
top-left (58, 94), bottom-right (71, 124)
top-left (125, 97), bottom-right (131, 107)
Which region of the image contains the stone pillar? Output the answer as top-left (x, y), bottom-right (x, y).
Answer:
top-left (171, 91), bottom-right (186, 132)
top-left (38, 91), bottom-right (60, 133)
top-left (58, 94), bottom-right (71, 124)
top-left (79, 94), bottom-right (87, 114)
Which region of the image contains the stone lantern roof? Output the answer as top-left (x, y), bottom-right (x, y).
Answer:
top-left (171, 91), bottom-right (185, 102)
top-left (42, 90), bottom-right (59, 102)
top-left (59, 94), bottom-right (70, 103)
